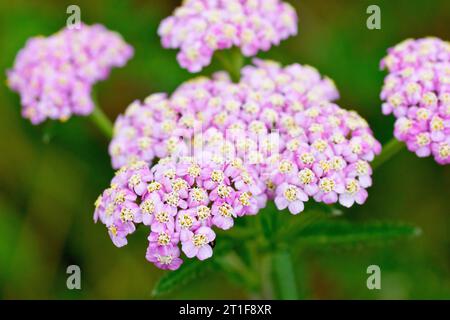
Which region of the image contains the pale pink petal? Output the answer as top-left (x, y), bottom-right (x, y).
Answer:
top-left (288, 200), bottom-right (304, 215)
top-left (197, 245), bottom-right (213, 260)
top-left (182, 241), bottom-right (198, 258)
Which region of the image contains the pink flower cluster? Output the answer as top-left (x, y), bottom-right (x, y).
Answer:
top-left (103, 60), bottom-right (383, 269)
top-left (7, 23), bottom-right (133, 124)
top-left (158, 0), bottom-right (298, 72)
top-left (94, 151), bottom-right (266, 270)
top-left (108, 59), bottom-right (381, 221)
top-left (238, 60), bottom-right (381, 212)
top-left (270, 101), bottom-right (381, 213)
top-left (380, 37), bottom-right (450, 164)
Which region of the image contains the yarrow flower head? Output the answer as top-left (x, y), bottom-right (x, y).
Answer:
top-left (7, 23), bottom-right (133, 124)
top-left (158, 0), bottom-right (298, 72)
top-left (101, 59), bottom-right (381, 270)
top-left (380, 37), bottom-right (450, 164)
top-left (270, 101), bottom-right (381, 212)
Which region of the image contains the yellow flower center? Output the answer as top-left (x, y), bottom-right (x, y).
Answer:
top-left (164, 169), bottom-right (176, 180)
top-left (241, 171), bottom-right (253, 185)
top-left (417, 108), bottom-right (430, 120)
top-left (406, 82), bottom-right (420, 94)
top-left (306, 107), bottom-right (320, 118)
top-left (217, 185), bottom-right (232, 198)
top-left (332, 133), bottom-right (345, 144)
top-left (197, 205), bottom-right (211, 220)
top-left (284, 186), bottom-right (298, 202)
top-left (399, 119), bottom-right (412, 133)
top-left (179, 214), bottom-right (193, 229)
top-left (388, 94), bottom-right (403, 108)
top-left (211, 170), bottom-right (225, 183)
top-left (94, 195), bottom-right (102, 209)
top-left (191, 187), bottom-right (206, 202)
top-left (165, 192), bottom-right (179, 207)
top-left (332, 156), bottom-right (345, 170)
top-left (421, 92), bottom-right (437, 106)
top-left (166, 137), bottom-right (178, 153)
top-left (120, 207), bottom-right (134, 222)
top-left (300, 152), bottom-right (315, 165)
top-left (157, 255), bottom-right (173, 265)
top-left (188, 163), bottom-right (201, 177)
top-left (416, 133), bottom-right (430, 146)
top-left (138, 137), bottom-right (151, 150)
top-left (140, 199), bottom-right (155, 214)
top-left (279, 160), bottom-right (293, 174)
top-left (114, 191), bottom-right (126, 205)
top-left (351, 142), bottom-right (362, 154)
top-left (266, 180), bottom-right (275, 191)
top-left (108, 225), bottom-right (117, 236)
top-left (172, 178), bottom-right (188, 191)
top-left (239, 192), bottom-right (252, 206)
top-left (346, 179), bottom-right (359, 194)
top-left (193, 234), bottom-right (208, 247)
top-left (157, 232), bottom-right (171, 246)
top-left (148, 181), bottom-right (161, 193)
top-left (313, 139), bottom-right (328, 152)
top-left (231, 158), bottom-right (243, 169)
top-left (439, 143), bottom-right (450, 158)
top-left (298, 168), bottom-right (314, 184)
top-left (431, 116), bottom-right (444, 131)
top-left (310, 123), bottom-right (324, 133)
top-left (219, 203), bottom-right (233, 217)
top-left (319, 160), bottom-right (332, 173)
top-left (356, 160), bottom-right (369, 175)
top-left (287, 139), bottom-right (300, 151)
top-left (105, 204), bottom-right (114, 217)
top-left (128, 174), bottom-right (141, 187)
top-left (319, 178), bottom-right (335, 193)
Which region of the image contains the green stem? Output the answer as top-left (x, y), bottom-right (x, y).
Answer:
top-left (371, 138), bottom-right (405, 170)
top-left (260, 253), bottom-right (275, 299)
top-left (89, 102), bottom-right (114, 139)
top-left (257, 204), bottom-right (299, 299)
top-left (272, 250), bottom-right (299, 300)
top-left (215, 48), bottom-right (244, 82)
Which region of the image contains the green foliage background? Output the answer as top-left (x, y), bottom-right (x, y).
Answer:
top-left (0, 0), bottom-right (449, 299)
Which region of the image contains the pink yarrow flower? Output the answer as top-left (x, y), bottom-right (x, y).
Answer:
top-left (98, 60), bottom-right (382, 270)
top-left (7, 23), bottom-right (133, 124)
top-left (380, 37), bottom-right (450, 165)
top-left (158, 0), bottom-right (298, 72)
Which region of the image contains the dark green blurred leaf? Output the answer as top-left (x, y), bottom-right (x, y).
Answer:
top-left (272, 250), bottom-right (298, 300)
top-left (152, 258), bottom-right (212, 298)
top-left (294, 221), bottom-right (421, 246)
top-left (213, 252), bottom-right (259, 293)
top-left (152, 241), bottom-right (232, 297)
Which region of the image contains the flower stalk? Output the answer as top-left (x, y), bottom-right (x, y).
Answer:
top-left (216, 48), bottom-right (244, 82)
top-left (371, 138), bottom-right (405, 170)
top-left (89, 97), bottom-right (114, 140)
top-left (272, 249), bottom-right (299, 299)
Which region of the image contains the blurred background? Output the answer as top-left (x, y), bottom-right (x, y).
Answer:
top-left (0, 0), bottom-right (449, 299)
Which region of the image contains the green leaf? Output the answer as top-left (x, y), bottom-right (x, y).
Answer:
top-left (293, 220), bottom-right (421, 246)
top-left (151, 241), bottom-right (232, 297)
top-left (213, 252), bottom-right (260, 293)
top-left (152, 258), bottom-right (212, 297)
